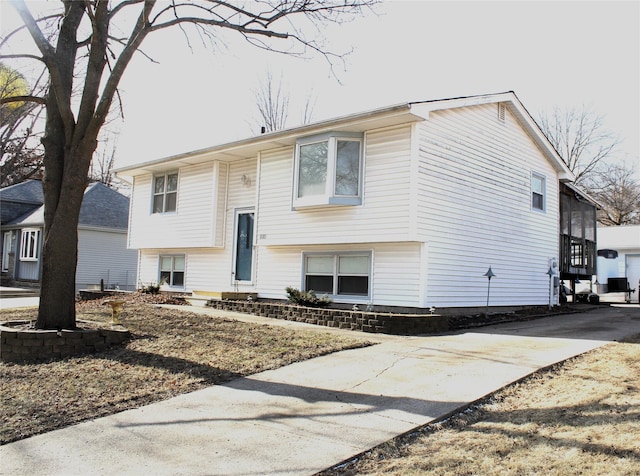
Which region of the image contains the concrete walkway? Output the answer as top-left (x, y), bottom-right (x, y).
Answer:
top-left (1, 304), bottom-right (639, 476)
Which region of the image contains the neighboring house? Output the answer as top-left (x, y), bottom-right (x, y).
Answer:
top-left (1, 180), bottom-right (138, 292)
top-left (596, 225), bottom-right (640, 302)
top-left (116, 91), bottom-right (577, 311)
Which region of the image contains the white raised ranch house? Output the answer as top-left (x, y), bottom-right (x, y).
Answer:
top-left (116, 91), bottom-right (574, 311)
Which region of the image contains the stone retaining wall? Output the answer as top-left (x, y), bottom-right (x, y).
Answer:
top-left (0, 321), bottom-right (130, 362)
top-left (206, 300), bottom-right (450, 334)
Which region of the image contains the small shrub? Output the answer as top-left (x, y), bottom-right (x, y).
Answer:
top-left (140, 281), bottom-right (161, 294)
top-left (285, 286), bottom-right (332, 308)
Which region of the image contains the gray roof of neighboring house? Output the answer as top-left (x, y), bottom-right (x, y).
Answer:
top-left (1, 181), bottom-right (129, 230)
top-left (0, 180), bottom-right (45, 225)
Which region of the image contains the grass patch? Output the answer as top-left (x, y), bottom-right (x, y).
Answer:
top-left (321, 334), bottom-right (640, 475)
top-left (0, 298), bottom-right (371, 444)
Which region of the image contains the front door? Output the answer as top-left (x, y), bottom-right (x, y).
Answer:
top-left (234, 211), bottom-right (254, 282)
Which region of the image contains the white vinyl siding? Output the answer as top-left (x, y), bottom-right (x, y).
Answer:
top-left (135, 159), bottom-right (256, 293)
top-left (129, 98), bottom-right (564, 310)
top-left (128, 162), bottom-right (227, 249)
top-left (257, 125), bottom-right (413, 246)
top-left (416, 103), bottom-right (559, 307)
top-left (76, 229), bottom-right (138, 292)
top-left (255, 243), bottom-right (422, 307)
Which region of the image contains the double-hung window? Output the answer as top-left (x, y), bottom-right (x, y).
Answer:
top-left (153, 172), bottom-right (178, 213)
top-left (304, 252), bottom-right (371, 298)
top-left (531, 172), bottom-right (545, 212)
top-left (159, 255), bottom-right (185, 287)
top-left (294, 132), bottom-right (363, 208)
top-left (20, 229), bottom-right (40, 261)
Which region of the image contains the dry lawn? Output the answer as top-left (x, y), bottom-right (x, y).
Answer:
top-left (0, 297), bottom-right (371, 444)
top-left (323, 334), bottom-right (640, 476)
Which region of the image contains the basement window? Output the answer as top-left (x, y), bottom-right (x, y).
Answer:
top-left (303, 252), bottom-right (371, 299)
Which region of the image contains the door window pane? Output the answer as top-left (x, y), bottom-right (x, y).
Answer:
top-left (335, 141), bottom-right (360, 196)
top-left (298, 142), bottom-right (328, 197)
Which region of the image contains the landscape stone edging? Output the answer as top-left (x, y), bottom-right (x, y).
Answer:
top-left (206, 300), bottom-right (450, 334)
top-left (0, 320), bottom-right (131, 362)
top-left (206, 300), bottom-right (579, 334)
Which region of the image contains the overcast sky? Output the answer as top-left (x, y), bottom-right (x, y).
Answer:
top-left (2, 1), bottom-right (639, 172)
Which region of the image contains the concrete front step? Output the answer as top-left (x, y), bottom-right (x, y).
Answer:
top-left (186, 291), bottom-right (257, 307)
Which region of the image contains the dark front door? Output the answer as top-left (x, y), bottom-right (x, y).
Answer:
top-left (235, 212), bottom-right (254, 282)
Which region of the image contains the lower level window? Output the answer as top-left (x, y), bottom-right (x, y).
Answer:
top-left (160, 255), bottom-right (185, 287)
top-left (304, 253), bottom-right (370, 297)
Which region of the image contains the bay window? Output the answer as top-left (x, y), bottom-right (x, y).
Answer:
top-left (294, 132), bottom-right (363, 208)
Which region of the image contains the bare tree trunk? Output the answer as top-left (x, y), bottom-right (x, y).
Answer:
top-left (37, 181), bottom-right (83, 329)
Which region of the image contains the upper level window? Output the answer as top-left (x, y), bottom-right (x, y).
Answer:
top-left (153, 172), bottom-right (178, 213)
top-left (294, 132), bottom-right (363, 208)
top-left (20, 228), bottom-right (40, 261)
top-left (531, 172), bottom-right (545, 211)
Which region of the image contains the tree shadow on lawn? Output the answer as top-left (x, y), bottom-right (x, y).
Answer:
top-left (466, 399), bottom-right (640, 461)
top-left (102, 346), bottom-right (242, 385)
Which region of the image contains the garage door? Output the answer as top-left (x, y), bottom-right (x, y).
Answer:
top-left (628, 255), bottom-right (640, 303)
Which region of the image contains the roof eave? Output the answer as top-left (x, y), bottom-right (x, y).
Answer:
top-left (114, 103), bottom-right (419, 178)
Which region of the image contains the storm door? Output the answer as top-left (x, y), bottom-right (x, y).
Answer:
top-left (234, 211), bottom-right (254, 282)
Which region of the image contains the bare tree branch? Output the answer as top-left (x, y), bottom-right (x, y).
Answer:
top-left (538, 105), bottom-right (621, 185)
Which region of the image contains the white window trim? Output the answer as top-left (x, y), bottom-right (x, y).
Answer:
top-left (19, 228), bottom-right (40, 262)
top-left (158, 254), bottom-right (186, 289)
top-left (2, 231), bottom-right (14, 271)
top-left (301, 251), bottom-right (372, 301)
top-left (231, 208), bottom-right (255, 285)
top-left (152, 171), bottom-right (179, 214)
top-left (293, 132), bottom-right (364, 209)
top-left (531, 171), bottom-right (546, 212)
